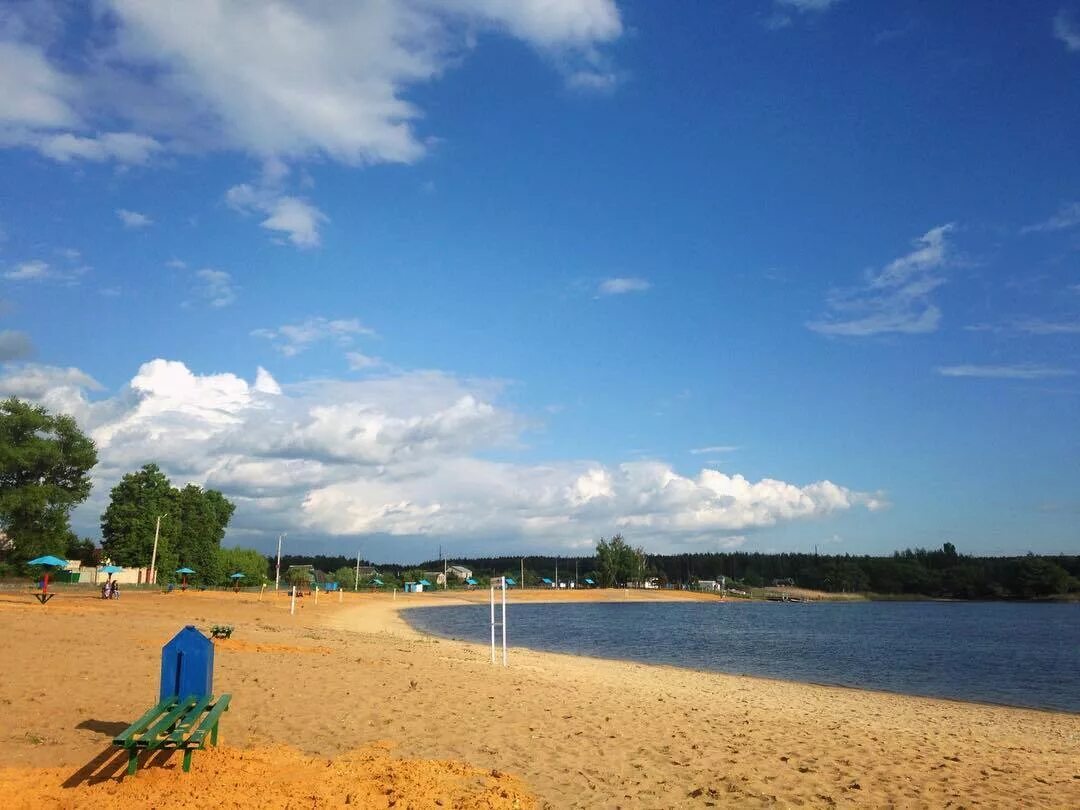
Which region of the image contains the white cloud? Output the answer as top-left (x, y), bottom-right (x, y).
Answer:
top-left (192, 268), bottom-right (237, 308)
top-left (0, 39), bottom-right (76, 129)
top-left (116, 208), bottom-right (153, 228)
top-left (0, 330), bottom-right (34, 362)
top-left (808, 224), bottom-right (953, 336)
top-left (252, 317), bottom-right (375, 357)
top-left (1, 1), bottom-right (622, 166)
top-left (0, 357), bottom-right (881, 553)
top-left (776, 0), bottom-right (843, 10)
top-left (1014, 319), bottom-right (1080, 335)
top-left (597, 277), bottom-right (651, 296)
top-left (1054, 9), bottom-right (1080, 52)
top-left (1021, 202), bottom-right (1080, 233)
top-left (253, 366), bottom-right (282, 395)
top-left (690, 445), bottom-right (738, 455)
top-left (346, 351), bottom-right (383, 370)
top-left (36, 131), bottom-right (162, 164)
top-left (226, 182), bottom-right (327, 248)
top-left (936, 364), bottom-right (1075, 380)
top-left (4, 260), bottom-right (51, 281)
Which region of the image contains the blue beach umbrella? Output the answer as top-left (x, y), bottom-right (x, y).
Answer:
top-left (466, 577), bottom-right (478, 586)
top-left (418, 578), bottom-right (432, 587)
top-left (99, 564), bottom-right (123, 583)
top-left (372, 578), bottom-right (384, 587)
top-left (27, 555), bottom-right (68, 597)
top-left (229, 572), bottom-right (246, 591)
top-left (229, 572), bottom-right (246, 579)
top-left (175, 567), bottom-right (196, 590)
top-left (505, 577), bottom-right (516, 587)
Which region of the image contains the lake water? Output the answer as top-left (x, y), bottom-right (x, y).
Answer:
top-left (403, 600), bottom-right (1080, 713)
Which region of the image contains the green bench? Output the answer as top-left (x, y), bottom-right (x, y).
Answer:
top-left (113, 693), bottom-right (231, 774)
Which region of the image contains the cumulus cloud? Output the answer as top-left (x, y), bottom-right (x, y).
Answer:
top-left (808, 224), bottom-right (953, 337)
top-left (252, 317), bottom-right (375, 357)
top-left (0, 330), bottom-right (34, 362)
top-left (936, 364), bottom-right (1075, 380)
top-left (0, 358), bottom-right (881, 554)
top-left (116, 208), bottom-right (153, 228)
top-left (0, 1), bottom-right (623, 166)
top-left (1055, 9), bottom-right (1080, 52)
top-left (597, 277), bottom-right (651, 296)
top-left (191, 268), bottom-right (237, 308)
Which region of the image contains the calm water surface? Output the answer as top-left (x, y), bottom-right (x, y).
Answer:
top-left (404, 601), bottom-right (1080, 713)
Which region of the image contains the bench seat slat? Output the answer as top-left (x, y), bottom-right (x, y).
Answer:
top-left (187, 694), bottom-right (230, 747)
top-left (167, 695), bottom-right (225, 745)
top-left (137, 695), bottom-right (203, 749)
top-left (113, 699), bottom-right (176, 746)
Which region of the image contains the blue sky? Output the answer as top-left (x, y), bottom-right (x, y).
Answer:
top-left (1, 1), bottom-right (1078, 561)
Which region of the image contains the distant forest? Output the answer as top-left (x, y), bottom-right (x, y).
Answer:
top-left (275, 543), bottom-right (1079, 600)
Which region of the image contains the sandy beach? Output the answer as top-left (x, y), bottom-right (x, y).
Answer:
top-left (0, 587), bottom-right (1077, 808)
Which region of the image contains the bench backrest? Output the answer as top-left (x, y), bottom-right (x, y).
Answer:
top-left (160, 625), bottom-right (214, 702)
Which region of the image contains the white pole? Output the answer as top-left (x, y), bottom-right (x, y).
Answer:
top-left (354, 550), bottom-right (360, 591)
top-left (259, 584), bottom-right (265, 602)
top-left (314, 586), bottom-right (319, 605)
top-left (275, 533), bottom-right (283, 591)
top-left (501, 577), bottom-right (507, 667)
top-left (393, 587), bottom-right (397, 601)
top-left (338, 587), bottom-right (343, 603)
top-left (290, 585), bottom-right (296, 615)
top-left (490, 585), bottom-right (496, 664)
top-left (149, 513), bottom-right (166, 586)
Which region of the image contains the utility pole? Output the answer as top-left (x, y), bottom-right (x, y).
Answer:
top-left (354, 550), bottom-right (361, 591)
top-left (442, 544), bottom-right (447, 590)
top-left (149, 513), bottom-right (167, 586)
top-left (520, 558), bottom-right (524, 590)
top-left (275, 533), bottom-right (284, 591)
top-left (555, 556), bottom-right (559, 590)
top-left (575, 559), bottom-right (578, 588)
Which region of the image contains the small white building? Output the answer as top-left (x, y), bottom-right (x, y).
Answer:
top-left (446, 564), bottom-right (473, 581)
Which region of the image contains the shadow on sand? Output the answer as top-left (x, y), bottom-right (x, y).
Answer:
top-left (62, 746), bottom-right (179, 788)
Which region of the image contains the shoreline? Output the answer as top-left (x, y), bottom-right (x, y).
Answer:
top-left (2, 589), bottom-right (1077, 808)
top-left (389, 589), bottom-right (1080, 718)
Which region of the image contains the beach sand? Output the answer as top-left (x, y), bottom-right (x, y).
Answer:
top-left (0, 587), bottom-right (1076, 808)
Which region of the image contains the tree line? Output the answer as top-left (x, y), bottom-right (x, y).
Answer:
top-left (282, 536), bottom-right (1079, 599)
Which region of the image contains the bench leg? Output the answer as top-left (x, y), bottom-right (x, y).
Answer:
top-left (183, 749), bottom-right (193, 772)
top-left (211, 722), bottom-right (219, 746)
top-left (127, 749), bottom-right (138, 776)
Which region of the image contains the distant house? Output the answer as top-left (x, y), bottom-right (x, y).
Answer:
top-left (772, 578), bottom-right (795, 587)
top-left (697, 579), bottom-right (721, 592)
top-left (422, 571), bottom-right (447, 587)
top-left (446, 564), bottom-right (472, 581)
top-left (357, 565), bottom-right (377, 578)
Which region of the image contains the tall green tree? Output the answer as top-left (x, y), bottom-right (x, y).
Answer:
top-left (175, 484), bottom-right (235, 586)
top-left (100, 464), bottom-right (178, 576)
top-left (218, 547), bottom-right (268, 586)
top-left (0, 398), bottom-right (97, 566)
top-left (595, 534), bottom-right (639, 586)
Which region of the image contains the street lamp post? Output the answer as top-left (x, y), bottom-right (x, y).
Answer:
top-left (149, 513), bottom-right (167, 585)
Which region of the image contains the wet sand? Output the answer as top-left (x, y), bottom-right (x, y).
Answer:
top-left (0, 587), bottom-right (1076, 808)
